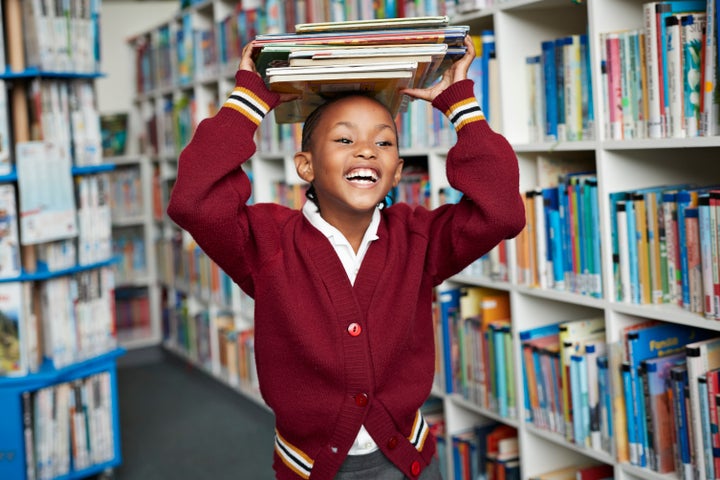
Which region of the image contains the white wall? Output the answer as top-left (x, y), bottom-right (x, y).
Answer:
top-left (96, 1), bottom-right (177, 114)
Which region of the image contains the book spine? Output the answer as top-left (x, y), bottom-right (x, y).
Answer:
top-left (667, 14), bottom-right (686, 138)
top-left (605, 32), bottom-right (624, 139)
top-left (643, 2), bottom-right (663, 138)
top-left (682, 13), bottom-right (706, 137)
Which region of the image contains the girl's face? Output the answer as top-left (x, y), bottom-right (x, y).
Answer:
top-left (296, 96), bottom-right (403, 221)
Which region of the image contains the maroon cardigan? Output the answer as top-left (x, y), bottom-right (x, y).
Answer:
top-left (167, 70), bottom-right (525, 479)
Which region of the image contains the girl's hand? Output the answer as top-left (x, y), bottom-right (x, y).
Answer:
top-left (239, 42), bottom-right (260, 75)
top-left (401, 35), bottom-right (476, 103)
top-left (239, 42), bottom-right (300, 103)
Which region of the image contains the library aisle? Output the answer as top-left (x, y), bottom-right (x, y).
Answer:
top-left (110, 348), bottom-right (276, 480)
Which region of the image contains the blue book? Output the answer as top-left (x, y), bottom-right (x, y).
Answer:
top-left (672, 363), bottom-right (694, 480)
top-left (555, 36), bottom-right (570, 139)
top-left (676, 189), bottom-right (695, 309)
top-left (481, 30), bottom-right (495, 119)
top-left (699, 375), bottom-right (716, 480)
top-left (597, 354), bottom-right (613, 454)
top-left (492, 322), bottom-right (509, 418)
top-left (622, 362), bottom-right (638, 464)
top-left (541, 40), bottom-right (558, 141)
top-left (625, 197), bottom-right (640, 304)
top-left (520, 323), bottom-right (561, 423)
top-left (542, 188), bottom-right (563, 288)
top-left (580, 33), bottom-right (594, 139)
top-left (439, 287), bottom-right (461, 394)
top-left (635, 364), bottom-right (648, 467)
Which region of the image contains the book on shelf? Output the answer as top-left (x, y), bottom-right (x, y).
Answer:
top-left (100, 113), bottom-right (129, 157)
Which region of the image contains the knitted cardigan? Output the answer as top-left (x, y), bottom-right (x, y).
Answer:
top-left (167, 70), bottom-right (525, 479)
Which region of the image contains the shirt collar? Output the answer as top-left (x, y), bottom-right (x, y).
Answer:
top-left (301, 200), bottom-right (381, 248)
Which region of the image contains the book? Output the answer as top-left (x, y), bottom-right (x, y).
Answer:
top-left (100, 113), bottom-right (129, 157)
top-left (294, 15), bottom-right (451, 33)
top-left (643, 351), bottom-right (685, 473)
top-left (0, 282), bottom-right (27, 375)
top-left (252, 20), bottom-right (469, 123)
top-left (671, 363), bottom-right (693, 480)
top-left (267, 64), bottom-right (415, 123)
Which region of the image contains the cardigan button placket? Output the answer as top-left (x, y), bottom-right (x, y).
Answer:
top-left (411, 460), bottom-right (421, 477)
top-left (386, 436), bottom-right (398, 450)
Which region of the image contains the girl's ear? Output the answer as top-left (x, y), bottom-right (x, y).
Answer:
top-left (294, 152), bottom-right (314, 182)
top-left (392, 158), bottom-right (404, 187)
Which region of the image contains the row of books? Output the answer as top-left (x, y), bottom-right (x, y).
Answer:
top-left (436, 286), bottom-right (517, 419)
top-left (0, 266), bottom-right (117, 377)
top-left (13, 0), bottom-right (101, 74)
top-left (76, 173), bottom-right (113, 266)
top-left (617, 322), bottom-right (720, 479)
top-left (516, 171), bottom-right (602, 298)
top-left (154, 229), bottom-right (255, 316)
top-left (109, 166), bottom-right (145, 220)
top-left (519, 318), bottom-right (612, 456)
top-left (114, 286), bottom-right (152, 342)
top-left (525, 33), bottom-right (595, 143)
top-left (609, 183), bottom-right (720, 319)
top-left (529, 463), bottom-right (613, 480)
top-left (450, 423), bottom-right (519, 480)
top-left (459, 241), bottom-right (509, 284)
top-left (137, 0), bottom-right (459, 94)
top-left (22, 372), bottom-right (115, 480)
top-left (213, 310), bottom-right (258, 390)
top-left (112, 227), bottom-right (148, 284)
top-left (599, 1), bottom-right (720, 140)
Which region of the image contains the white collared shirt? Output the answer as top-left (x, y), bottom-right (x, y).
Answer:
top-left (301, 200), bottom-right (380, 456)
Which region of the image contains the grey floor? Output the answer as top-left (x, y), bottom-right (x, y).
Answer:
top-left (110, 347), bottom-right (276, 480)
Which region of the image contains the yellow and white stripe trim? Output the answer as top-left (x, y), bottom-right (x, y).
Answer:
top-left (224, 86), bottom-right (270, 126)
top-left (275, 430), bottom-right (314, 479)
top-left (446, 98), bottom-right (485, 131)
top-left (408, 410), bottom-right (430, 452)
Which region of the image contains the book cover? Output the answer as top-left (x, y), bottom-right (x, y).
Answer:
top-left (100, 113), bottom-right (129, 157)
top-left (643, 351), bottom-right (685, 473)
top-left (0, 282), bottom-right (26, 375)
top-left (295, 15), bottom-right (451, 33)
top-left (0, 184), bottom-right (21, 279)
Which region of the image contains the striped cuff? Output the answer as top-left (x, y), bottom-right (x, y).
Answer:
top-left (223, 86), bottom-right (272, 126)
top-left (408, 410), bottom-right (431, 452)
top-left (275, 430), bottom-right (314, 479)
top-left (445, 98), bottom-right (485, 131)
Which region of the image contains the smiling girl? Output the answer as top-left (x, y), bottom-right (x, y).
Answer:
top-left (167, 36), bottom-right (525, 480)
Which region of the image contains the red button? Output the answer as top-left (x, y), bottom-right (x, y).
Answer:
top-left (347, 323), bottom-right (362, 336)
top-left (354, 393), bottom-right (368, 407)
top-left (387, 436), bottom-right (398, 449)
top-left (411, 461), bottom-right (421, 476)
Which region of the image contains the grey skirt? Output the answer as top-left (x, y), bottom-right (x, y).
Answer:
top-left (334, 450), bottom-right (443, 480)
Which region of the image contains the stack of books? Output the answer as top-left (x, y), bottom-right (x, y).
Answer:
top-left (251, 16), bottom-right (469, 123)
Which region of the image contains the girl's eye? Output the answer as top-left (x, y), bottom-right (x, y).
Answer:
top-left (334, 137), bottom-right (352, 144)
top-left (377, 140), bottom-right (394, 147)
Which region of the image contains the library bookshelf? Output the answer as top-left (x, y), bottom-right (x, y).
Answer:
top-left (130, 0), bottom-right (720, 479)
top-left (0, 0), bottom-right (125, 478)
